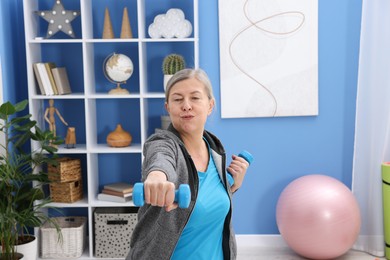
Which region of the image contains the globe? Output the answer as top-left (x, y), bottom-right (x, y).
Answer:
top-left (104, 53), bottom-right (133, 94)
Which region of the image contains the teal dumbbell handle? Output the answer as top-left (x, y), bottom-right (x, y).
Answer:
top-left (227, 150), bottom-right (254, 186)
top-left (133, 183), bottom-right (191, 208)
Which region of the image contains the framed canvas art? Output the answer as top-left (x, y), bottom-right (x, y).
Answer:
top-left (219, 0), bottom-right (318, 118)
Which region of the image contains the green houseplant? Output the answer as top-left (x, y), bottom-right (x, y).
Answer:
top-left (162, 53), bottom-right (186, 91)
top-left (0, 100), bottom-right (62, 260)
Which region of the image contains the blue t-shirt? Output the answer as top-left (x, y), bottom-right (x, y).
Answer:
top-left (171, 153), bottom-right (230, 260)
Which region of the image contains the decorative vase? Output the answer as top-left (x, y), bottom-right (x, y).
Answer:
top-left (163, 74), bottom-right (173, 91)
top-left (15, 235), bottom-right (37, 260)
top-left (65, 126), bottom-right (77, 148)
top-left (106, 124), bottom-right (132, 147)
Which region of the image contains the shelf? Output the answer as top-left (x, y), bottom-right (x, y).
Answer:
top-left (143, 92), bottom-right (165, 98)
top-left (91, 199), bottom-right (136, 208)
top-left (142, 37), bottom-right (197, 42)
top-left (85, 39), bottom-right (140, 43)
top-left (30, 38), bottom-right (84, 44)
top-left (49, 197), bottom-right (89, 208)
top-left (90, 143), bottom-right (142, 153)
top-left (24, 0), bottom-right (198, 258)
top-left (30, 93), bottom-right (86, 99)
top-left (88, 93), bottom-right (141, 99)
top-left (57, 144), bottom-right (87, 154)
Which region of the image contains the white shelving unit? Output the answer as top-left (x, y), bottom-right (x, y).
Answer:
top-left (23, 0), bottom-right (198, 259)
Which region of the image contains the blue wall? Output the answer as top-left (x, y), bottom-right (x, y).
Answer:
top-left (0, 0), bottom-right (362, 234)
top-left (0, 0), bottom-right (27, 103)
top-left (199, 0), bottom-right (362, 234)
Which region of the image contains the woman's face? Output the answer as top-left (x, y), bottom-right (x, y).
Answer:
top-left (165, 77), bottom-right (214, 135)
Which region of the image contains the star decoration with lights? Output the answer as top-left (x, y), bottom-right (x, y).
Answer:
top-left (35, 0), bottom-right (80, 38)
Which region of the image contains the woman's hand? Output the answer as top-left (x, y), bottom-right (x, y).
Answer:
top-left (227, 155), bottom-right (249, 193)
top-left (144, 171), bottom-right (178, 212)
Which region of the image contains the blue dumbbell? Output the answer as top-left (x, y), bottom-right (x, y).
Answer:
top-left (238, 150), bottom-right (254, 164)
top-left (227, 150), bottom-right (254, 186)
top-left (133, 183), bottom-right (191, 208)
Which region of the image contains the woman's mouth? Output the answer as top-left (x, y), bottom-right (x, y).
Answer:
top-left (181, 114), bottom-right (194, 119)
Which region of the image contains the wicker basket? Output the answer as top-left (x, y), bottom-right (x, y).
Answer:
top-left (40, 216), bottom-right (87, 258)
top-left (50, 179), bottom-right (83, 203)
top-left (48, 157), bottom-right (81, 182)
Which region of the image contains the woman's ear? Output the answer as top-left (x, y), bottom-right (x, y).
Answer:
top-left (165, 102), bottom-right (169, 113)
top-left (208, 99), bottom-right (215, 115)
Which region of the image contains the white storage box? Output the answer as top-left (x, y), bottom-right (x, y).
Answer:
top-left (40, 216), bottom-right (87, 258)
top-left (94, 207), bottom-right (138, 258)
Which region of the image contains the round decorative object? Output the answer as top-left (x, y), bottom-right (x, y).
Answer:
top-left (103, 53), bottom-right (133, 94)
top-left (106, 124), bottom-right (132, 147)
top-left (276, 174), bottom-right (361, 260)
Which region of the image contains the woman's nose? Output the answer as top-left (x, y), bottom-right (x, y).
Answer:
top-left (182, 100), bottom-right (192, 111)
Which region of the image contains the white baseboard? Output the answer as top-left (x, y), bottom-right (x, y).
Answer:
top-left (235, 234), bottom-right (386, 258)
top-left (235, 234), bottom-right (288, 248)
top-left (353, 235), bottom-right (385, 257)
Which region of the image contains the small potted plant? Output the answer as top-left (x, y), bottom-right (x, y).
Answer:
top-left (0, 100), bottom-right (62, 260)
top-left (162, 53), bottom-right (186, 91)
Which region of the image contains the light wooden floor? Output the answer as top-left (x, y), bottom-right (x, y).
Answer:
top-left (237, 247), bottom-right (385, 260)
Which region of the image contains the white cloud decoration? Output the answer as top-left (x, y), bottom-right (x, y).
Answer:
top-left (148, 8), bottom-right (192, 39)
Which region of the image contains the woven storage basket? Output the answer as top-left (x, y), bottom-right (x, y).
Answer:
top-left (41, 216), bottom-right (86, 258)
top-left (48, 157), bottom-right (81, 182)
top-left (50, 179), bottom-right (83, 203)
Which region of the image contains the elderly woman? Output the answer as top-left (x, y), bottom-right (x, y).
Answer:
top-left (126, 68), bottom-right (249, 260)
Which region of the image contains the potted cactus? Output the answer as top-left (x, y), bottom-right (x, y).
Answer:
top-left (162, 54), bottom-right (185, 90)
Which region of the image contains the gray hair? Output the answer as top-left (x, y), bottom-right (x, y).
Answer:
top-left (165, 68), bottom-right (215, 102)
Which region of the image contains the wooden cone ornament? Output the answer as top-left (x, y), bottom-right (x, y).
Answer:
top-left (102, 7), bottom-right (115, 39)
top-left (120, 7), bottom-right (133, 39)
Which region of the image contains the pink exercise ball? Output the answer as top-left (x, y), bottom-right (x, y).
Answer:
top-left (276, 174), bottom-right (361, 259)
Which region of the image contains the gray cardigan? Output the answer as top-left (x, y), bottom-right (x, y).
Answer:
top-left (126, 125), bottom-right (237, 260)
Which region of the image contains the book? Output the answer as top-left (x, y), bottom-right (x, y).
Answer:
top-left (44, 62), bottom-right (58, 95)
top-left (102, 188), bottom-right (132, 197)
top-left (103, 182), bottom-right (133, 193)
top-left (97, 193), bottom-right (132, 203)
top-left (36, 63), bottom-right (54, 95)
top-left (51, 67), bottom-right (72, 95)
top-left (32, 63), bottom-right (46, 95)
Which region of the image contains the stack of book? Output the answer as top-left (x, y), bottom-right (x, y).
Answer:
top-left (33, 62), bottom-right (72, 96)
top-left (97, 182), bottom-right (133, 203)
